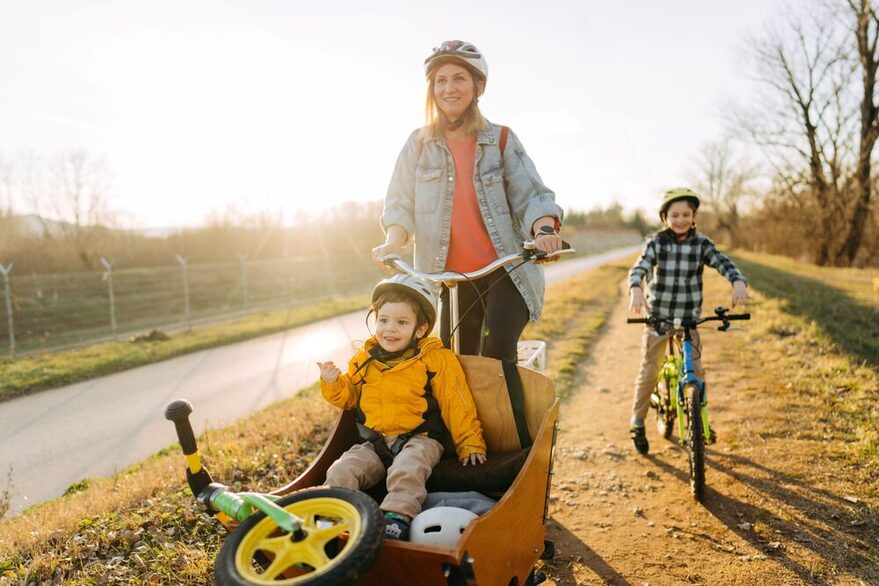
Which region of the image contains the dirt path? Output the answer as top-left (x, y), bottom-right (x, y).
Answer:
top-left (540, 288), bottom-right (876, 586)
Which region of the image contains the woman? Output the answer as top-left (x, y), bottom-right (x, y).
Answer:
top-left (372, 40), bottom-right (563, 364)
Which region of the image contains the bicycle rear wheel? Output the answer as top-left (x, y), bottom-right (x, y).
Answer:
top-left (685, 384), bottom-right (705, 502)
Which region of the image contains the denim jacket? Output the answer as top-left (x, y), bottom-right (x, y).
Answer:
top-left (381, 122), bottom-right (563, 321)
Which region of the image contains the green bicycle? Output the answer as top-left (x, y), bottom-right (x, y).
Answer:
top-left (627, 307), bottom-right (750, 501)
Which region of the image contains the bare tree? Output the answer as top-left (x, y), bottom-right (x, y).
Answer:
top-left (735, 0), bottom-right (879, 266)
top-left (689, 141), bottom-right (760, 248)
top-left (840, 0), bottom-right (879, 265)
top-left (42, 150), bottom-right (115, 269)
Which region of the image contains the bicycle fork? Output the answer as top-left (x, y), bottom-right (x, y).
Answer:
top-left (678, 339), bottom-right (713, 444)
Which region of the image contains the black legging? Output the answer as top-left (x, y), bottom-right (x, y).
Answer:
top-left (439, 270), bottom-right (530, 363)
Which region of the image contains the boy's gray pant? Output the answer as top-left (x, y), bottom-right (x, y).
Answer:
top-left (324, 434), bottom-right (443, 519)
top-left (632, 326), bottom-right (704, 422)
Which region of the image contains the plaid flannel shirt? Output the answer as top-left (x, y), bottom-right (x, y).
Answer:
top-left (628, 228), bottom-right (747, 320)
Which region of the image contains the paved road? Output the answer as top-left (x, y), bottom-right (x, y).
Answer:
top-left (0, 245), bottom-right (640, 515)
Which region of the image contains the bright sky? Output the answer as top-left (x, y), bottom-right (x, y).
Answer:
top-left (0, 0), bottom-right (789, 228)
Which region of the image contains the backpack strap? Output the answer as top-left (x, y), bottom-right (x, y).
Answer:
top-left (499, 125), bottom-right (509, 156)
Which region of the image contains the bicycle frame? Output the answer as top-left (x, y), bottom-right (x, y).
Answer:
top-left (634, 308), bottom-right (750, 439)
top-left (667, 324), bottom-right (707, 445)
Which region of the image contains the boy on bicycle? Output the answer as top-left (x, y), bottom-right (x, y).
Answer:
top-left (627, 187), bottom-right (749, 455)
top-left (317, 274), bottom-right (487, 540)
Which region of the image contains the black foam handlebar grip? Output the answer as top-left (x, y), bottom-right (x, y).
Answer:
top-left (727, 314), bottom-right (751, 320)
top-left (164, 399), bottom-right (198, 456)
top-left (627, 318), bottom-right (649, 324)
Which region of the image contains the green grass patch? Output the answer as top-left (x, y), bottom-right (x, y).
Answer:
top-left (718, 252), bottom-right (879, 495)
top-left (0, 296), bottom-right (368, 403)
top-left (732, 250), bottom-right (879, 366)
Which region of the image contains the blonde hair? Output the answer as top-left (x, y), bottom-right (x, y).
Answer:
top-left (423, 59), bottom-right (488, 139)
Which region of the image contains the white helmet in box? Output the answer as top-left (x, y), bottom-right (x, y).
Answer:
top-left (409, 506), bottom-right (478, 548)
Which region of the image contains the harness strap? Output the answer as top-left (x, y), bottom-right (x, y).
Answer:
top-left (355, 420), bottom-right (434, 469)
top-left (502, 360), bottom-right (533, 449)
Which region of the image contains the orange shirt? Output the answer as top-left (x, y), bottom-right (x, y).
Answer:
top-left (445, 137), bottom-right (498, 272)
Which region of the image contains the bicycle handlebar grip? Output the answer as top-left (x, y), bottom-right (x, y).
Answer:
top-left (626, 318), bottom-right (649, 324)
top-left (727, 313), bottom-right (751, 320)
top-left (164, 399), bottom-right (198, 456)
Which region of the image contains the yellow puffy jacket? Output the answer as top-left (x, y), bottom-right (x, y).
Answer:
top-left (320, 336), bottom-right (486, 460)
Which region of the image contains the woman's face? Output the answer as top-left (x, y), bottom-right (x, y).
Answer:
top-left (433, 62), bottom-right (479, 122)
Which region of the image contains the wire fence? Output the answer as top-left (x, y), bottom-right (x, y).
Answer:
top-left (0, 252), bottom-right (381, 358)
top-left (0, 230), bottom-right (647, 359)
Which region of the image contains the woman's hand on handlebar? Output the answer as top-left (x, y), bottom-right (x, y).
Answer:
top-left (372, 226), bottom-right (408, 272)
top-left (533, 232), bottom-right (564, 262)
top-left (371, 242), bottom-right (402, 272)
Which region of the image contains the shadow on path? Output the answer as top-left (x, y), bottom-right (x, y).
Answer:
top-left (542, 522), bottom-right (632, 586)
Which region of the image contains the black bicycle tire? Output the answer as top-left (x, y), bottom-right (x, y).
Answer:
top-left (215, 487), bottom-right (384, 586)
top-left (655, 377), bottom-right (675, 440)
top-left (686, 384), bottom-right (706, 502)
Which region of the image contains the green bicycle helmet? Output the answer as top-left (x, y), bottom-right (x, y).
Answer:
top-left (659, 187), bottom-right (701, 220)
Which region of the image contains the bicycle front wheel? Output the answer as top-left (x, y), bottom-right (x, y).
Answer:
top-left (685, 384), bottom-right (705, 502)
top-left (215, 487), bottom-right (383, 586)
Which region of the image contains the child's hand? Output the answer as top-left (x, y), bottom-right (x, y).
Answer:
top-left (461, 452), bottom-right (486, 466)
top-left (316, 361), bottom-right (341, 383)
top-left (731, 281), bottom-right (750, 307)
top-left (629, 287), bottom-right (648, 314)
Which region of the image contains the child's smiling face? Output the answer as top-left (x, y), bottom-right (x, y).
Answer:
top-left (663, 200), bottom-right (696, 236)
top-left (375, 301), bottom-right (428, 353)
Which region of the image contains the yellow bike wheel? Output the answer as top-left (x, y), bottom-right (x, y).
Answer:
top-left (215, 487), bottom-right (383, 586)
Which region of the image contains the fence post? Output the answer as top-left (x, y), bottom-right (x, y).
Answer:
top-left (0, 263), bottom-right (14, 359)
top-left (175, 255), bottom-right (191, 332)
top-left (237, 253), bottom-right (249, 311)
top-left (100, 257), bottom-right (117, 341)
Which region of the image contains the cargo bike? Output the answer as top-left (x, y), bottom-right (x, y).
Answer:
top-left (165, 240), bottom-right (574, 585)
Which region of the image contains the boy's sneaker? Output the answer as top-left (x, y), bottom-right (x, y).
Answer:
top-left (631, 425), bottom-right (649, 455)
top-left (706, 427), bottom-right (718, 445)
top-left (383, 512), bottom-right (411, 541)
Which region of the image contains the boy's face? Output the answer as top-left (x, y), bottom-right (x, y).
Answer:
top-left (663, 200), bottom-right (696, 236)
top-left (375, 301), bottom-right (428, 353)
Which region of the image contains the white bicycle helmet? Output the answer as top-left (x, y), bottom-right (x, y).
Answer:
top-left (372, 274), bottom-right (438, 331)
top-left (409, 506), bottom-right (478, 548)
top-left (424, 40), bottom-right (488, 84)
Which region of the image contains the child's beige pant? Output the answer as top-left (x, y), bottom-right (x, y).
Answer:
top-left (324, 434), bottom-right (443, 519)
top-left (632, 326), bottom-right (704, 423)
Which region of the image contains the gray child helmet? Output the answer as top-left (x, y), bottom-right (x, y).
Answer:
top-left (371, 274), bottom-right (439, 332)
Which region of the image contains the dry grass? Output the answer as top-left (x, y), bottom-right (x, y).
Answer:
top-left (0, 262), bottom-right (627, 584)
top-left (0, 388), bottom-right (335, 584)
top-left (525, 258), bottom-right (632, 396)
top-left (7, 251), bottom-right (873, 583)
top-left (698, 254), bottom-right (879, 577)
